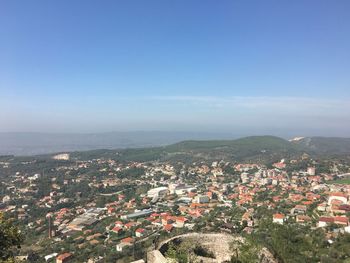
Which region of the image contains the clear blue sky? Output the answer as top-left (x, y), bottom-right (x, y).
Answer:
top-left (1, 1), bottom-right (350, 136)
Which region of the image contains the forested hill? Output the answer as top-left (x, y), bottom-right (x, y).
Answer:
top-left (293, 137), bottom-right (350, 155)
top-left (166, 136), bottom-right (299, 152)
top-left (5, 135), bottom-right (350, 164)
top-left (70, 136), bottom-right (307, 163)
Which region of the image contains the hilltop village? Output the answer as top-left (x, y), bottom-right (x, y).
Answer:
top-left (1, 150), bottom-right (350, 263)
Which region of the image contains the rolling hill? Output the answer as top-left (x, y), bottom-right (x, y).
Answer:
top-left (6, 135), bottom-right (350, 164)
top-left (292, 136), bottom-right (350, 155)
top-left (72, 135), bottom-right (308, 163)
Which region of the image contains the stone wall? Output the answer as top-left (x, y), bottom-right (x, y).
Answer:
top-left (147, 250), bottom-right (167, 263)
top-left (157, 233), bottom-right (240, 263)
top-left (151, 232), bottom-right (279, 263)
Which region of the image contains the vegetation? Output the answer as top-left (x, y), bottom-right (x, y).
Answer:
top-left (251, 220), bottom-right (350, 263)
top-left (296, 137), bottom-right (350, 155)
top-left (71, 135), bottom-right (308, 163)
top-left (164, 239), bottom-right (202, 263)
top-left (328, 177), bottom-right (350, 185)
top-left (0, 213), bottom-right (23, 262)
top-left (230, 237), bottom-right (261, 263)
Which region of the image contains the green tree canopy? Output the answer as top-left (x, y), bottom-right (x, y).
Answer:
top-left (0, 213), bottom-right (23, 262)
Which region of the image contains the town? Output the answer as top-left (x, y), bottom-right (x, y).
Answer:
top-left (1, 147), bottom-right (350, 263)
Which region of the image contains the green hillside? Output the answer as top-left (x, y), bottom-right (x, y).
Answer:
top-left (166, 136), bottom-right (296, 151)
top-left (161, 135), bottom-right (305, 162)
top-left (293, 137), bottom-right (350, 155)
top-left (72, 136), bottom-right (307, 162)
top-left (67, 135), bottom-right (350, 163)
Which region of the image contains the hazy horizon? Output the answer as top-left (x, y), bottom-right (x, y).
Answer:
top-left (1, 1), bottom-right (350, 135)
top-left (1, 130), bottom-right (349, 156)
top-left (0, 130), bottom-right (349, 139)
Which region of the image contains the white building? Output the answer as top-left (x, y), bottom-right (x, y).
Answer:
top-left (2, 195), bottom-right (11, 203)
top-left (345, 226), bottom-right (350, 234)
top-left (52, 153), bottom-right (70, 161)
top-left (147, 187), bottom-right (169, 198)
top-left (193, 195), bottom-right (209, 204)
top-left (168, 183), bottom-right (179, 194)
top-left (174, 186), bottom-right (196, 195)
top-left (116, 243), bottom-right (131, 252)
top-left (240, 173), bottom-right (249, 184)
top-left (273, 214), bottom-right (285, 224)
top-left (307, 167), bottom-right (316, 176)
top-left (328, 193), bottom-right (348, 206)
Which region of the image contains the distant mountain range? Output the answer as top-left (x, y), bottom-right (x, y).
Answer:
top-left (70, 135), bottom-right (350, 163)
top-left (0, 131), bottom-right (238, 156)
top-left (292, 136), bottom-right (350, 155)
top-left (1, 132), bottom-right (350, 159)
top-left (166, 135), bottom-right (350, 158)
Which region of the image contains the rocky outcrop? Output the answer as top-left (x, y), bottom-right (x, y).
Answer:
top-left (147, 250), bottom-right (167, 263)
top-left (148, 232), bottom-right (279, 263)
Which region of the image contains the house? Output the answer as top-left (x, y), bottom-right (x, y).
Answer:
top-left (56, 253), bottom-right (73, 263)
top-left (331, 204), bottom-right (350, 214)
top-left (116, 237), bottom-right (134, 252)
top-left (328, 193), bottom-right (348, 205)
top-left (124, 222), bottom-right (137, 229)
top-left (317, 203), bottom-right (327, 212)
top-left (150, 213), bottom-right (160, 218)
top-left (135, 228), bottom-right (145, 237)
top-left (122, 237), bottom-right (134, 243)
top-left (296, 215), bottom-right (311, 224)
top-left (273, 214), bottom-right (285, 224)
top-left (318, 217), bottom-right (334, 227)
top-left (273, 162), bottom-right (286, 169)
top-left (151, 219), bottom-right (162, 227)
top-left (164, 224), bottom-right (173, 232)
top-left (111, 227), bottom-right (122, 234)
top-left (293, 205), bottom-right (307, 214)
top-left (339, 204), bottom-right (350, 213)
top-left (161, 216), bottom-right (175, 226)
top-left (114, 220), bottom-right (123, 227)
top-left (107, 207), bottom-right (116, 214)
top-left (334, 216), bottom-right (349, 226)
top-left (175, 217), bottom-right (187, 228)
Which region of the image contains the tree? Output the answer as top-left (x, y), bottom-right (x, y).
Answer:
top-left (0, 213), bottom-right (23, 262)
top-left (230, 238), bottom-right (260, 263)
top-left (164, 240), bottom-right (199, 263)
top-left (165, 242), bottom-right (177, 260)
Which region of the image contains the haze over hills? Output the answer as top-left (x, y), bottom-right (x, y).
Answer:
top-left (293, 136), bottom-right (350, 155)
top-left (0, 131), bottom-right (239, 156)
top-left (165, 136), bottom-right (350, 159)
top-left (64, 135), bottom-right (350, 164)
top-left (2, 132), bottom-right (350, 160)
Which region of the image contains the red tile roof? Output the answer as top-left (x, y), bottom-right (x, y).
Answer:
top-left (57, 253), bottom-right (72, 260)
top-left (319, 217), bottom-right (334, 223)
top-left (135, 228), bottom-right (145, 233)
top-left (121, 237), bottom-right (134, 243)
top-left (273, 213), bottom-right (285, 219)
top-left (112, 227), bottom-right (122, 233)
top-left (164, 224), bottom-right (173, 232)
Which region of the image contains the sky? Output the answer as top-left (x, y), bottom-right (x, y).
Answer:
top-left (1, 1), bottom-right (350, 136)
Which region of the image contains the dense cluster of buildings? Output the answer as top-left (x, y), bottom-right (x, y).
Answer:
top-left (0, 153), bottom-right (349, 262)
